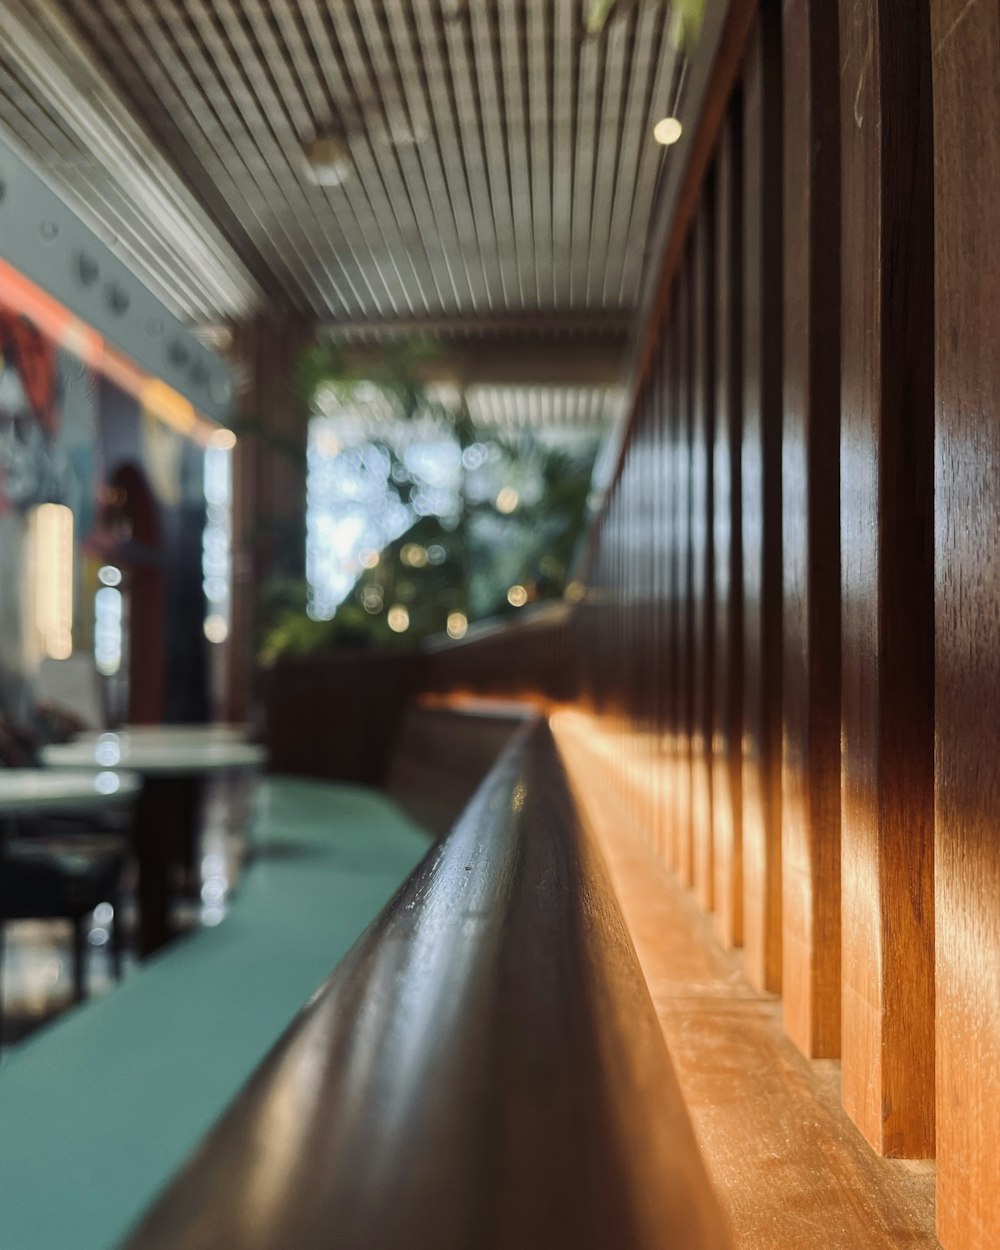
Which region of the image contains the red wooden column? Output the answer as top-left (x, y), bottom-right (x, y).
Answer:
top-left (780, 0), bottom-right (842, 1059)
top-left (931, 0), bottom-right (1000, 1242)
top-left (691, 188), bottom-right (717, 912)
top-left (838, 0), bottom-right (935, 1156)
top-left (740, 5), bottom-right (784, 991)
top-left (712, 100), bottom-right (744, 950)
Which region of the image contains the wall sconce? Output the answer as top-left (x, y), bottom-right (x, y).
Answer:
top-left (29, 502), bottom-right (74, 660)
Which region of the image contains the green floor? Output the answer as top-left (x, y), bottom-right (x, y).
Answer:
top-left (0, 778), bottom-right (432, 1250)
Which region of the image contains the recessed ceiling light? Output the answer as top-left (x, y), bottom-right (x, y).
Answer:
top-left (303, 134), bottom-right (352, 187)
top-left (653, 117), bottom-right (683, 146)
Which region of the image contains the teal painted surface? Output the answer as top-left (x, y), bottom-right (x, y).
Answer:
top-left (0, 777), bottom-right (432, 1250)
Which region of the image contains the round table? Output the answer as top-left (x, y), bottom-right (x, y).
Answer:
top-left (41, 732), bottom-right (267, 956)
top-left (0, 769), bottom-right (142, 814)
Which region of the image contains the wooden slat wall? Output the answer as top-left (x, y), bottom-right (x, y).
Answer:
top-left (780, 0), bottom-right (842, 1060)
top-left (577, 0), bottom-right (999, 1242)
top-left (931, 0), bottom-right (1000, 1244)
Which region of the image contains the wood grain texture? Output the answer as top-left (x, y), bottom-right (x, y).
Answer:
top-left (554, 709), bottom-right (939, 1250)
top-left (711, 101), bottom-right (744, 950)
top-left (838, 0), bottom-right (935, 1157)
top-left (691, 192), bottom-right (717, 912)
top-left (123, 721), bottom-right (731, 1250)
top-left (740, 6), bottom-right (784, 992)
top-left (931, 0), bottom-right (1000, 1242)
top-left (780, 0), bottom-right (842, 1059)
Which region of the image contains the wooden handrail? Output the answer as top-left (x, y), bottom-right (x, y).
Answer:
top-left (123, 719), bottom-right (730, 1250)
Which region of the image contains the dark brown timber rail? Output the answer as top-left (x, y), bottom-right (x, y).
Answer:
top-left (122, 719), bottom-right (730, 1250)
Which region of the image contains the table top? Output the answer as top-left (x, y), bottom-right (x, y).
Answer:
top-left (40, 734), bottom-right (267, 777)
top-left (0, 769), bottom-right (142, 812)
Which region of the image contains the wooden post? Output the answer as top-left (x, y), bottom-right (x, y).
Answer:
top-left (931, 0), bottom-right (1000, 1241)
top-left (228, 313), bottom-right (313, 724)
top-left (712, 100), bottom-right (744, 950)
top-left (691, 188), bottom-right (717, 912)
top-left (741, 4), bottom-right (784, 991)
top-left (675, 261), bottom-right (695, 888)
top-left (838, 0), bottom-right (935, 1156)
top-left (780, 0), bottom-right (842, 1059)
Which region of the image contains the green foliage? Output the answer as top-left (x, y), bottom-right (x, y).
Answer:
top-left (258, 337), bottom-right (602, 664)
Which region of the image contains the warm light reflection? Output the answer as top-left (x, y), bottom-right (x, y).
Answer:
top-left (653, 117), bottom-right (683, 146)
top-left (387, 604), bottom-right (410, 633)
top-left (29, 503), bottom-right (74, 660)
top-left (210, 427), bottom-right (237, 450)
top-left (446, 611), bottom-right (468, 639)
top-left (401, 543), bottom-right (429, 568)
top-left (507, 584), bottom-right (528, 607)
top-left (496, 486), bottom-right (519, 514)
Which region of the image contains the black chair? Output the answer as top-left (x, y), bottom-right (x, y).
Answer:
top-left (0, 831), bottom-right (128, 1044)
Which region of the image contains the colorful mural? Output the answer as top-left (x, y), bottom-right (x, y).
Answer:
top-left (0, 264), bottom-right (215, 732)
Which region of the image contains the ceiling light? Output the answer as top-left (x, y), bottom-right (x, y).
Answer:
top-left (303, 134), bottom-right (352, 187)
top-left (653, 117), bottom-right (683, 146)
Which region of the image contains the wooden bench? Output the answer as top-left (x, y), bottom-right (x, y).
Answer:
top-left (120, 717), bottom-right (728, 1250)
top-left (0, 707), bottom-right (728, 1250)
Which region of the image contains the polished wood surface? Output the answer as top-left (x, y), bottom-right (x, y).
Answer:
top-left (838, 0), bottom-right (935, 1157)
top-left (740, 8), bottom-right (784, 993)
top-left (554, 709), bottom-right (938, 1250)
top-left (124, 722), bottom-right (731, 1250)
top-left (711, 100), bottom-right (744, 950)
top-left (386, 703), bottom-right (530, 837)
top-left (691, 194), bottom-right (716, 914)
top-left (780, 0), bottom-right (842, 1059)
top-left (931, 0), bottom-right (1000, 1242)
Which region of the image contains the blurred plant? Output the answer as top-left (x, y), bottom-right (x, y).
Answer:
top-left (258, 337), bottom-right (601, 663)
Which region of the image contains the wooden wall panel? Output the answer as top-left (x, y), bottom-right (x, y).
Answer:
top-left (712, 100), bottom-right (744, 950)
top-left (691, 191), bottom-right (717, 912)
top-left (740, 6), bottom-right (784, 992)
top-left (931, 0), bottom-right (1000, 1242)
top-left (838, 0), bottom-right (935, 1157)
top-left (779, 0), bottom-right (842, 1059)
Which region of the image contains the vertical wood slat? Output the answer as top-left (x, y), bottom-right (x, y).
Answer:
top-left (664, 296), bottom-right (682, 873)
top-left (712, 98), bottom-right (744, 950)
top-left (838, 0), bottom-right (935, 1157)
top-left (740, 4), bottom-right (784, 992)
top-left (676, 259), bottom-right (695, 887)
top-left (691, 185), bottom-right (717, 912)
top-left (931, 0), bottom-right (1000, 1241)
top-left (779, 0), bottom-right (842, 1059)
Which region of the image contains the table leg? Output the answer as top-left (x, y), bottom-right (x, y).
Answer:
top-left (134, 776), bottom-right (202, 958)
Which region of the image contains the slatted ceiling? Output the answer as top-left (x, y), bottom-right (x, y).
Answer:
top-left (464, 383), bottom-right (621, 430)
top-left (0, 0), bottom-right (700, 339)
top-left (617, 9), bottom-right (675, 302)
top-left (0, 0), bottom-right (260, 321)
